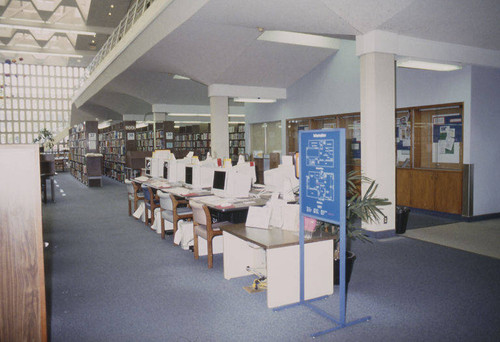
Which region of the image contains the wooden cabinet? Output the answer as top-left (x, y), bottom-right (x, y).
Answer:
top-left (397, 168), bottom-right (462, 214)
top-left (0, 145), bottom-right (47, 342)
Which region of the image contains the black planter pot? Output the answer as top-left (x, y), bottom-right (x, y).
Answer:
top-left (334, 251), bottom-right (356, 285)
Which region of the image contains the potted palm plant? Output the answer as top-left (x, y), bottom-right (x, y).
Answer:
top-left (33, 128), bottom-right (55, 152)
top-left (316, 170), bottom-right (390, 284)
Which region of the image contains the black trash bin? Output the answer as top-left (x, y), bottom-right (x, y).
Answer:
top-left (396, 206), bottom-right (410, 234)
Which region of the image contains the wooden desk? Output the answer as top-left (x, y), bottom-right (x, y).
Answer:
top-left (221, 224), bottom-right (334, 308)
top-left (190, 196), bottom-right (268, 223)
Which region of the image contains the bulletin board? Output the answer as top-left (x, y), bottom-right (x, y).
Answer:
top-left (396, 112), bottom-right (411, 166)
top-left (431, 114), bottom-right (462, 164)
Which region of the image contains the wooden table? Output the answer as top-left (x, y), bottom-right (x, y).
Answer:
top-left (221, 224), bottom-right (334, 308)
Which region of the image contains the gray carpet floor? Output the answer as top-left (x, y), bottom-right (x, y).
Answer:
top-left (42, 173), bottom-right (500, 341)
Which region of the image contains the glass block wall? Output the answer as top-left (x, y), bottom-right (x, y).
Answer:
top-left (0, 63), bottom-right (84, 151)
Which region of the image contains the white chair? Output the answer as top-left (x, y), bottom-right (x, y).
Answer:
top-left (158, 192), bottom-right (193, 240)
top-left (125, 179), bottom-right (144, 216)
top-left (190, 200), bottom-right (229, 268)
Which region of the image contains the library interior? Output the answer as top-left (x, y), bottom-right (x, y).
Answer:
top-left (1, 1), bottom-right (500, 341)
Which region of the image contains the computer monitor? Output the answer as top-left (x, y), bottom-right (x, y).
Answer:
top-left (163, 161), bottom-right (169, 179)
top-left (233, 162), bottom-right (257, 184)
top-left (212, 169), bottom-right (227, 197)
top-left (145, 157), bottom-right (152, 176)
top-left (185, 165), bottom-right (193, 186)
top-left (264, 164), bottom-right (299, 198)
top-left (225, 169), bottom-right (252, 198)
top-left (185, 164), bottom-right (214, 190)
top-left (163, 159), bottom-right (186, 183)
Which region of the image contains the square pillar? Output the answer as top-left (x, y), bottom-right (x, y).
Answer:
top-left (210, 96), bottom-right (229, 159)
top-left (360, 52), bottom-right (396, 233)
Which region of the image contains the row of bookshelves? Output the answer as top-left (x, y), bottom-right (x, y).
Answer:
top-left (230, 140), bottom-right (245, 147)
top-left (68, 121), bottom-right (101, 186)
top-left (229, 132), bottom-right (244, 140)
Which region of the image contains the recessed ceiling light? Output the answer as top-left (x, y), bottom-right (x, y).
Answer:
top-left (110, 5), bottom-right (114, 8)
top-left (173, 74), bottom-right (190, 80)
top-left (108, 12), bottom-right (112, 16)
top-left (234, 97), bottom-right (276, 103)
top-left (258, 30), bottom-right (339, 49)
top-left (396, 57), bottom-right (462, 71)
top-left (91, 40), bottom-right (95, 44)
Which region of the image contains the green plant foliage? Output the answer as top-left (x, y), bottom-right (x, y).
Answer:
top-left (33, 128), bottom-right (55, 148)
top-left (317, 170), bottom-right (391, 243)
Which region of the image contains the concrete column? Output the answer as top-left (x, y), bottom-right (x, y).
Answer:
top-left (360, 52), bottom-right (396, 233)
top-left (210, 96), bottom-right (229, 159)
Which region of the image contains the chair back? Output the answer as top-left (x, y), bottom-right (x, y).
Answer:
top-left (132, 181), bottom-right (143, 195)
top-left (142, 185), bottom-right (152, 201)
top-left (189, 200), bottom-right (208, 225)
top-left (125, 179), bottom-right (134, 195)
top-left (158, 192), bottom-right (174, 210)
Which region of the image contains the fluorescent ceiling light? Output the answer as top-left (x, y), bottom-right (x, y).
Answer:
top-left (0, 49), bottom-right (83, 58)
top-left (234, 97), bottom-right (276, 103)
top-left (258, 30), bottom-right (339, 49)
top-left (173, 121), bottom-right (207, 124)
top-left (0, 23), bottom-right (96, 36)
top-left (397, 58), bottom-right (462, 71)
top-left (173, 74), bottom-right (190, 80)
top-left (169, 113), bottom-right (211, 117)
top-left (229, 121), bottom-right (245, 124)
top-left (169, 113), bottom-right (245, 117)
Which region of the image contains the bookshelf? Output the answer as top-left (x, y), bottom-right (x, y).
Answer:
top-left (99, 121), bottom-right (137, 182)
top-left (173, 124), bottom-right (211, 159)
top-left (136, 121), bottom-right (175, 152)
top-left (69, 121), bottom-right (102, 186)
top-left (229, 124), bottom-right (245, 163)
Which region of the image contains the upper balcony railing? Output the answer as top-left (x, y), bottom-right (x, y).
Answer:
top-left (82, 0), bottom-right (156, 82)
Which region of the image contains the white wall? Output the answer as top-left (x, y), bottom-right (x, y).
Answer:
top-left (244, 39), bottom-right (499, 217)
top-left (245, 39), bottom-right (361, 154)
top-left (396, 66), bottom-right (472, 163)
top-left (470, 66), bottom-right (500, 216)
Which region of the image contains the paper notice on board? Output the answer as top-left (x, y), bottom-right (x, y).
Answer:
top-left (89, 141), bottom-right (97, 150)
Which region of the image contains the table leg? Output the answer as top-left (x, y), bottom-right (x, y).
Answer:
top-left (50, 176), bottom-right (55, 202)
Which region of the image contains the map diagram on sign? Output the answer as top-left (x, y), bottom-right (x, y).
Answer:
top-left (306, 139), bottom-right (335, 167)
top-left (306, 170), bottom-right (335, 202)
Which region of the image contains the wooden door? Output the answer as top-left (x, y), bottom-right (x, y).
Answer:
top-left (410, 169), bottom-right (435, 211)
top-left (0, 145), bottom-right (47, 342)
top-left (435, 170), bottom-right (463, 214)
top-left (396, 168), bottom-right (412, 206)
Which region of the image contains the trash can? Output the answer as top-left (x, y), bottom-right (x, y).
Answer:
top-left (396, 206), bottom-right (410, 234)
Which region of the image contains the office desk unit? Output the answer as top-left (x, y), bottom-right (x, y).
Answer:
top-left (191, 196), bottom-right (268, 223)
top-left (221, 224), bottom-right (334, 308)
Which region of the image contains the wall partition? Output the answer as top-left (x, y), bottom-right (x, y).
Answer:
top-left (286, 103), bottom-right (464, 215)
top-left (287, 113), bottom-right (361, 173)
top-left (396, 103), bottom-right (464, 214)
top-left (250, 120), bottom-right (282, 157)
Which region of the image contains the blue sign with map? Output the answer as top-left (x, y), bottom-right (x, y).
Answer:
top-left (299, 129), bottom-right (345, 224)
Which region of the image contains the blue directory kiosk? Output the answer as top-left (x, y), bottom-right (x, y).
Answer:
top-left (275, 129), bottom-right (370, 338)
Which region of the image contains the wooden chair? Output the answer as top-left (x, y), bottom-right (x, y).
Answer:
top-left (125, 179), bottom-right (144, 216)
top-left (158, 192), bottom-right (193, 240)
top-left (190, 200), bottom-right (228, 268)
top-left (142, 185), bottom-right (160, 227)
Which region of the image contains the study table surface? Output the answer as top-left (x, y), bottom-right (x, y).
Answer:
top-left (220, 223), bottom-right (335, 249)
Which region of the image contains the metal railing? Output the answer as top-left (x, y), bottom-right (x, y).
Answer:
top-left (81, 0), bottom-right (156, 84)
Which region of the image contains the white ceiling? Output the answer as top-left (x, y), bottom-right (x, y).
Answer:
top-left (0, 0), bottom-right (131, 67)
top-left (38, 0), bottom-right (500, 118)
